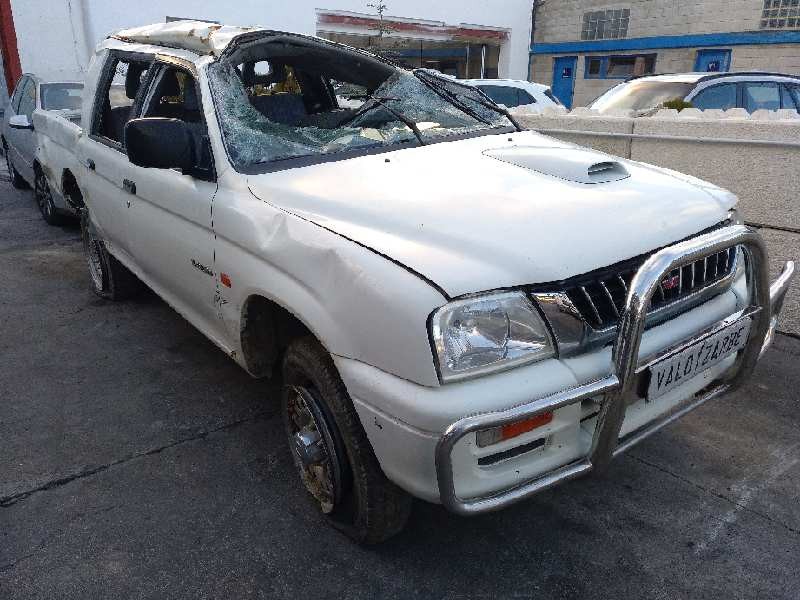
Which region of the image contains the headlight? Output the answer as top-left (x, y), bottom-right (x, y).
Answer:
top-left (430, 291), bottom-right (555, 383)
top-left (729, 209), bottom-right (744, 226)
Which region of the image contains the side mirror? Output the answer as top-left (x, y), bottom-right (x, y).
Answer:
top-left (9, 114), bottom-right (33, 130)
top-left (125, 118), bottom-right (194, 170)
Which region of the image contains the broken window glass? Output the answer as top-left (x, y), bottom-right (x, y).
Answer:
top-left (208, 48), bottom-right (513, 170)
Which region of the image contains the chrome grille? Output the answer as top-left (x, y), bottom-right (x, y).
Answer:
top-left (563, 246), bottom-right (738, 330)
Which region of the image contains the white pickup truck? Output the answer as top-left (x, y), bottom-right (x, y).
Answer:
top-left (36, 21), bottom-right (794, 544)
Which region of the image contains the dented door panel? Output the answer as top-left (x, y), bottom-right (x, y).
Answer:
top-left (126, 163), bottom-right (219, 332)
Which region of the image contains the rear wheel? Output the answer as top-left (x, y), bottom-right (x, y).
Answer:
top-left (34, 168), bottom-right (63, 225)
top-left (81, 210), bottom-right (142, 300)
top-left (282, 337), bottom-right (412, 544)
top-left (3, 141), bottom-right (27, 189)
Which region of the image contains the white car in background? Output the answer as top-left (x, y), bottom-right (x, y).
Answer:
top-left (464, 78), bottom-right (563, 113)
top-left (1, 74), bottom-right (83, 224)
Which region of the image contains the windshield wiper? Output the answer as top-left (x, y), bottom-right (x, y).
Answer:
top-left (413, 70), bottom-right (523, 131)
top-left (456, 89), bottom-right (524, 131)
top-left (346, 94), bottom-right (426, 146)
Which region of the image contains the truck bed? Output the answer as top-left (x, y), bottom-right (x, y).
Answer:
top-left (31, 108), bottom-right (84, 214)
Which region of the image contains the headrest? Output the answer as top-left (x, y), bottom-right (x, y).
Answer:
top-left (261, 63), bottom-right (286, 87)
top-left (241, 62), bottom-right (284, 87)
top-left (184, 80), bottom-right (200, 111)
top-left (125, 63), bottom-right (147, 99)
top-left (159, 70), bottom-right (182, 98)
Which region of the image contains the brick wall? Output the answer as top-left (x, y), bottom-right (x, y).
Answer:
top-left (534, 0), bottom-right (764, 44)
top-left (731, 43), bottom-right (800, 72)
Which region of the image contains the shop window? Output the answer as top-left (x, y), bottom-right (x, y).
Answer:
top-left (584, 54), bottom-right (656, 79)
top-left (581, 9), bottom-right (630, 40)
top-left (760, 0), bottom-right (800, 29)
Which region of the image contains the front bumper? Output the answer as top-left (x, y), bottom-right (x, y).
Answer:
top-left (337, 226), bottom-right (794, 514)
top-left (434, 225), bottom-right (793, 515)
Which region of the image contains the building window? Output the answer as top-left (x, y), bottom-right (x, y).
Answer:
top-left (581, 9), bottom-right (630, 40)
top-left (761, 0), bottom-right (800, 29)
top-left (587, 57), bottom-right (603, 77)
top-left (584, 54), bottom-right (656, 79)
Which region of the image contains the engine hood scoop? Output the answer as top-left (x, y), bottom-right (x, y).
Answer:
top-left (483, 146), bottom-right (630, 184)
top-left (247, 131), bottom-right (734, 298)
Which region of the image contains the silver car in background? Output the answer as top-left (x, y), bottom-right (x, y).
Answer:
top-left (590, 71), bottom-right (800, 114)
top-left (1, 74), bottom-right (83, 223)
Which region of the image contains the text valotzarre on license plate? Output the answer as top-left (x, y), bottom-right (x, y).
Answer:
top-left (647, 318), bottom-right (752, 400)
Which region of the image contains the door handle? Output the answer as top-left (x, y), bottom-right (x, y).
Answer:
top-left (84, 158), bottom-right (95, 171)
top-left (123, 179), bottom-right (136, 195)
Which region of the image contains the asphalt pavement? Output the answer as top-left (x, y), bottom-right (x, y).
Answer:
top-left (1, 166), bottom-right (799, 599)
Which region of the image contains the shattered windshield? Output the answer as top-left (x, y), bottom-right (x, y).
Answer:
top-left (208, 39), bottom-right (512, 170)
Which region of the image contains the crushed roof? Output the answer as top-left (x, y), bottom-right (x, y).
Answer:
top-left (112, 21), bottom-right (264, 56)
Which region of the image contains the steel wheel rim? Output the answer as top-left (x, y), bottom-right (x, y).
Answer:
top-left (85, 229), bottom-right (104, 291)
top-left (286, 385), bottom-right (341, 514)
top-left (35, 171), bottom-right (52, 217)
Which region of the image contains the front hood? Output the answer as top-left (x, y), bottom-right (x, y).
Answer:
top-left (247, 131), bottom-right (735, 298)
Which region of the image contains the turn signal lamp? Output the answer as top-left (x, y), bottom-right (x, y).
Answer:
top-left (476, 412), bottom-right (554, 448)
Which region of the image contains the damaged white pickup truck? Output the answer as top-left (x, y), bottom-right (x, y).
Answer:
top-left (39, 22), bottom-right (794, 543)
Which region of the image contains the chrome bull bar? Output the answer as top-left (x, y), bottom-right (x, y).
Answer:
top-left (436, 225), bottom-right (795, 516)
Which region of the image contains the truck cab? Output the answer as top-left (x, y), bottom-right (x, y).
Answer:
top-left (43, 21), bottom-right (794, 543)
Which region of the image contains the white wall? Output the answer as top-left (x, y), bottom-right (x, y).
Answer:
top-left (10, 0), bottom-right (533, 80)
top-left (10, 0), bottom-right (91, 81)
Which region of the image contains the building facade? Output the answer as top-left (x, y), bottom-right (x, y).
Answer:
top-left (531, 1), bottom-right (800, 108)
top-left (0, 0), bottom-right (534, 107)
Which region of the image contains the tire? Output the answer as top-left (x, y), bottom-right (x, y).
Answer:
top-left (34, 167), bottom-right (64, 226)
top-left (4, 141), bottom-right (28, 189)
top-left (282, 337), bottom-right (412, 544)
top-left (80, 210), bottom-right (142, 300)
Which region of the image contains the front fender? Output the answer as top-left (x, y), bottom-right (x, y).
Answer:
top-left (213, 187), bottom-right (447, 387)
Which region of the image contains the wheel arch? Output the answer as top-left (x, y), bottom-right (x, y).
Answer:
top-left (239, 293), bottom-right (319, 378)
top-left (61, 168), bottom-right (84, 209)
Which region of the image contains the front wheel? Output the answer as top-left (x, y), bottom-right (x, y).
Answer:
top-left (34, 168), bottom-right (63, 225)
top-left (80, 210), bottom-right (142, 300)
top-left (282, 337), bottom-right (412, 544)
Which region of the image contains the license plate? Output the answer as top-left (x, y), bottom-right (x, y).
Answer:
top-left (647, 318), bottom-right (751, 400)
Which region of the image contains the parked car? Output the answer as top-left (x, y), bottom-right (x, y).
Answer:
top-left (1, 74), bottom-right (83, 223)
top-left (464, 78), bottom-right (563, 113)
top-left (590, 72), bottom-right (800, 114)
top-left (36, 21), bottom-right (794, 543)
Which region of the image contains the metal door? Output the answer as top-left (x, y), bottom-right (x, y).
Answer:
top-left (551, 56), bottom-right (577, 108)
